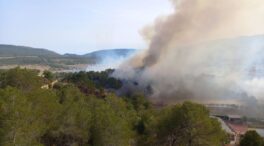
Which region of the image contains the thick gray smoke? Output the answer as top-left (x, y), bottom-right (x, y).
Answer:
top-left (113, 0), bottom-right (264, 114)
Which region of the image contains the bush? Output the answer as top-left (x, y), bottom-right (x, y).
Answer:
top-left (240, 130), bottom-right (264, 146)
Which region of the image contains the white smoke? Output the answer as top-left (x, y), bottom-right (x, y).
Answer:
top-left (86, 50), bottom-right (138, 71)
top-left (114, 0), bottom-right (264, 107)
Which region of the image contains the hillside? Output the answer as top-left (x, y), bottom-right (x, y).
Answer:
top-left (0, 44), bottom-right (137, 71)
top-left (0, 44), bottom-right (60, 57)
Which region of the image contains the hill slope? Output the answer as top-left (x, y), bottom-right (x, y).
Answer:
top-left (0, 45), bottom-right (60, 57)
top-left (0, 44), bottom-right (137, 71)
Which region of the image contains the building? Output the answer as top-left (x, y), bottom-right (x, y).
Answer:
top-left (214, 115), bottom-right (248, 145)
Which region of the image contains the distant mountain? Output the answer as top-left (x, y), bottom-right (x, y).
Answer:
top-left (0, 44), bottom-right (137, 71)
top-left (0, 45), bottom-right (60, 57)
top-left (84, 49), bottom-right (137, 63)
top-left (84, 49), bottom-right (137, 58)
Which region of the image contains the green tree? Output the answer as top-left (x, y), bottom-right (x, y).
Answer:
top-left (124, 94), bottom-right (151, 111)
top-left (42, 85), bottom-right (92, 146)
top-left (90, 95), bottom-right (135, 146)
top-left (0, 87), bottom-right (60, 146)
top-left (240, 130), bottom-right (264, 146)
top-left (135, 108), bottom-right (159, 146)
top-left (43, 70), bottom-right (54, 81)
top-left (0, 67), bottom-right (42, 91)
top-left (152, 102), bottom-right (227, 146)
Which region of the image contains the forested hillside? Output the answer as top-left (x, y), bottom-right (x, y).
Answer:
top-left (0, 68), bottom-right (228, 146)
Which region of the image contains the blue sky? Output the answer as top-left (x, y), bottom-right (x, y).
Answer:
top-left (0, 0), bottom-right (172, 54)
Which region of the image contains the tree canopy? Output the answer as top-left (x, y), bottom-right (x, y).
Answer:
top-left (0, 68), bottom-right (229, 146)
top-left (240, 130), bottom-right (264, 146)
top-left (0, 67), bottom-right (43, 91)
top-left (143, 102), bottom-right (227, 146)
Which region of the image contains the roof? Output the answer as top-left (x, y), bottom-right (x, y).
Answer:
top-left (227, 115), bottom-right (242, 119)
top-left (227, 123), bottom-right (248, 135)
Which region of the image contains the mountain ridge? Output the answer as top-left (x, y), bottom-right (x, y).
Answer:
top-left (0, 44), bottom-right (137, 57)
top-left (0, 44), bottom-right (60, 57)
top-left (0, 44), bottom-right (137, 71)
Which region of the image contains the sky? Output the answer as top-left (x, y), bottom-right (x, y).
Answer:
top-left (0, 0), bottom-right (173, 54)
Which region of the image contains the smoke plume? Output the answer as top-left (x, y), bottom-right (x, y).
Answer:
top-left (86, 49), bottom-right (137, 71)
top-left (113, 0), bottom-right (264, 111)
